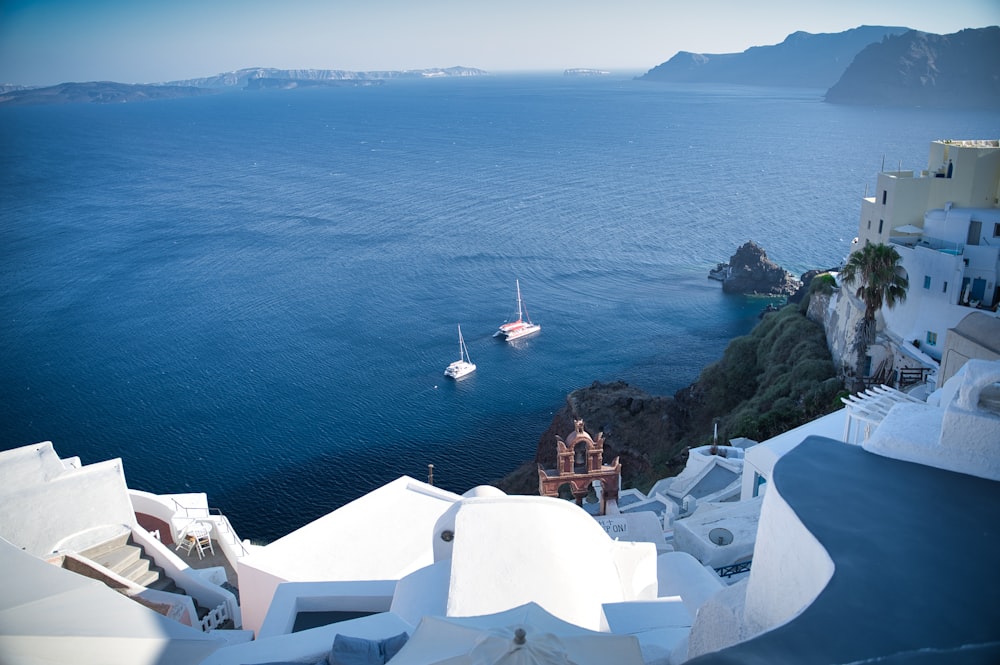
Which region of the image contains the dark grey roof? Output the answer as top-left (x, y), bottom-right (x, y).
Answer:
top-left (618, 493), bottom-right (643, 507)
top-left (689, 436), bottom-right (1000, 665)
top-left (688, 465), bottom-right (738, 498)
top-left (950, 312), bottom-right (1000, 354)
top-left (622, 503), bottom-right (665, 515)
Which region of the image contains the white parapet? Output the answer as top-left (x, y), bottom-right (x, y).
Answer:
top-left (864, 359), bottom-right (1000, 480)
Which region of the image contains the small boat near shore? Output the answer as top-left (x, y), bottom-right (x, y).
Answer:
top-left (494, 279), bottom-right (540, 342)
top-left (444, 325), bottom-right (476, 379)
top-left (709, 262), bottom-right (731, 281)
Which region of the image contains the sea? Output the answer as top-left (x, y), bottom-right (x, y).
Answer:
top-left (2, 74), bottom-right (997, 542)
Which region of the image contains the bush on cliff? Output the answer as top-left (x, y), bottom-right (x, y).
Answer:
top-left (681, 303), bottom-right (842, 447)
top-left (496, 293), bottom-right (844, 495)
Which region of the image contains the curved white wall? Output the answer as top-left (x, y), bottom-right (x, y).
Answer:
top-left (741, 483), bottom-right (833, 635)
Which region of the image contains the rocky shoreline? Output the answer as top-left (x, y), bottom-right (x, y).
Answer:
top-left (496, 247), bottom-right (843, 495)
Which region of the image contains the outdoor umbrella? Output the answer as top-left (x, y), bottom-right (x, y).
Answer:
top-left (387, 602), bottom-right (644, 665)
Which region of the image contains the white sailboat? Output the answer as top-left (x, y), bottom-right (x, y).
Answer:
top-left (444, 324), bottom-right (477, 379)
top-left (494, 279), bottom-right (541, 341)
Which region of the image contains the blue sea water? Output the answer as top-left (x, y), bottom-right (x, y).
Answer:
top-left (2, 75), bottom-right (997, 541)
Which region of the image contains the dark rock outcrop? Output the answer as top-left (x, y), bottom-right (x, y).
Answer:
top-left (720, 241), bottom-right (800, 296)
top-left (787, 268), bottom-right (839, 306)
top-left (496, 381), bottom-right (686, 495)
top-left (496, 302), bottom-right (843, 496)
top-left (639, 26), bottom-right (908, 88)
top-left (825, 27), bottom-right (1000, 110)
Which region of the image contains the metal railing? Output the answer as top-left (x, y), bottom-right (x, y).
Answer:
top-left (171, 499), bottom-right (249, 558)
top-left (714, 560), bottom-right (752, 578)
top-left (898, 367), bottom-right (931, 388)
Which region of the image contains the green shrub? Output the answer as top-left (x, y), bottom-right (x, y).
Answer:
top-left (679, 299), bottom-right (844, 449)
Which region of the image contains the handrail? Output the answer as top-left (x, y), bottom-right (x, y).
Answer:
top-left (714, 560), bottom-right (752, 578)
top-left (212, 513), bottom-right (249, 557)
top-left (170, 497), bottom-right (209, 518)
top-left (170, 499), bottom-right (248, 558)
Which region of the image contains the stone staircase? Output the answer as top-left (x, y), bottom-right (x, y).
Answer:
top-left (78, 533), bottom-right (213, 622)
top-left (80, 533), bottom-right (161, 588)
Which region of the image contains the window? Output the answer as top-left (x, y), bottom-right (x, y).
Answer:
top-left (867, 220), bottom-right (871, 230)
top-left (926, 331), bottom-right (938, 346)
top-left (994, 222), bottom-right (1000, 238)
top-left (882, 190), bottom-right (887, 205)
top-left (753, 473), bottom-right (767, 498)
top-left (923, 276), bottom-right (931, 289)
top-left (943, 281), bottom-right (948, 293)
top-left (878, 219), bottom-right (884, 234)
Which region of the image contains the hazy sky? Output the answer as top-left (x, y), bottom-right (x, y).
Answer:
top-left (1, 0), bottom-right (997, 86)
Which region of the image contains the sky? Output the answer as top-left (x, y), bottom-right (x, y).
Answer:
top-left (0, 0), bottom-right (997, 86)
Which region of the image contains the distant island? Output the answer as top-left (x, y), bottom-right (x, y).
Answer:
top-left (0, 66), bottom-right (489, 106)
top-left (165, 66), bottom-right (488, 89)
top-left (639, 25), bottom-right (1000, 110)
top-left (0, 81), bottom-right (216, 106)
top-left (564, 68), bottom-right (610, 76)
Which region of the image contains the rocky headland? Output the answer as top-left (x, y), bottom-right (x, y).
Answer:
top-left (639, 25), bottom-right (999, 110)
top-left (497, 252), bottom-right (843, 496)
top-left (638, 25), bottom-right (909, 88)
top-left (824, 27), bottom-right (1000, 110)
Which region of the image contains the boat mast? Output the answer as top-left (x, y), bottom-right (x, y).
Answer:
top-left (516, 279), bottom-right (524, 321)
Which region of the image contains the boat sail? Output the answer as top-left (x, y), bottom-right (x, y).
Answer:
top-left (444, 324), bottom-right (477, 379)
top-left (494, 279), bottom-right (541, 341)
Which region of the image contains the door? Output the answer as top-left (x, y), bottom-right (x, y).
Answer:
top-left (971, 278), bottom-right (987, 302)
top-left (967, 221), bottom-right (982, 246)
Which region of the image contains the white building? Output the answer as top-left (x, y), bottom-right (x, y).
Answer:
top-left (4, 137), bottom-right (1000, 665)
top-left (826, 140), bottom-right (1000, 386)
top-left (4, 360), bottom-right (997, 664)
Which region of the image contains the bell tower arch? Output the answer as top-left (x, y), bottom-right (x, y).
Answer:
top-left (537, 419), bottom-right (620, 515)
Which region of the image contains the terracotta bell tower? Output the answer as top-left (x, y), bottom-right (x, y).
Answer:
top-left (537, 419), bottom-right (621, 515)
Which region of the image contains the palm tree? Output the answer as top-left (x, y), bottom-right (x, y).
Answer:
top-left (840, 242), bottom-right (908, 389)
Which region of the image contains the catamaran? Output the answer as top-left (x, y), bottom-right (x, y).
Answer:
top-left (444, 324), bottom-right (477, 379)
top-left (494, 279), bottom-right (541, 341)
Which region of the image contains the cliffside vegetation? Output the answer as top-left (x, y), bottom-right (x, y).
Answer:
top-left (674, 289), bottom-right (843, 452)
top-left (497, 279), bottom-right (845, 495)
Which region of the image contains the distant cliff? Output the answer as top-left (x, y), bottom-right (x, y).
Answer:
top-left (825, 27), bottom-right (1000, 109)
top-left (168, 66), bottom-right (488, 89)
top-left (639, 25), bottom-right (908, 88)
